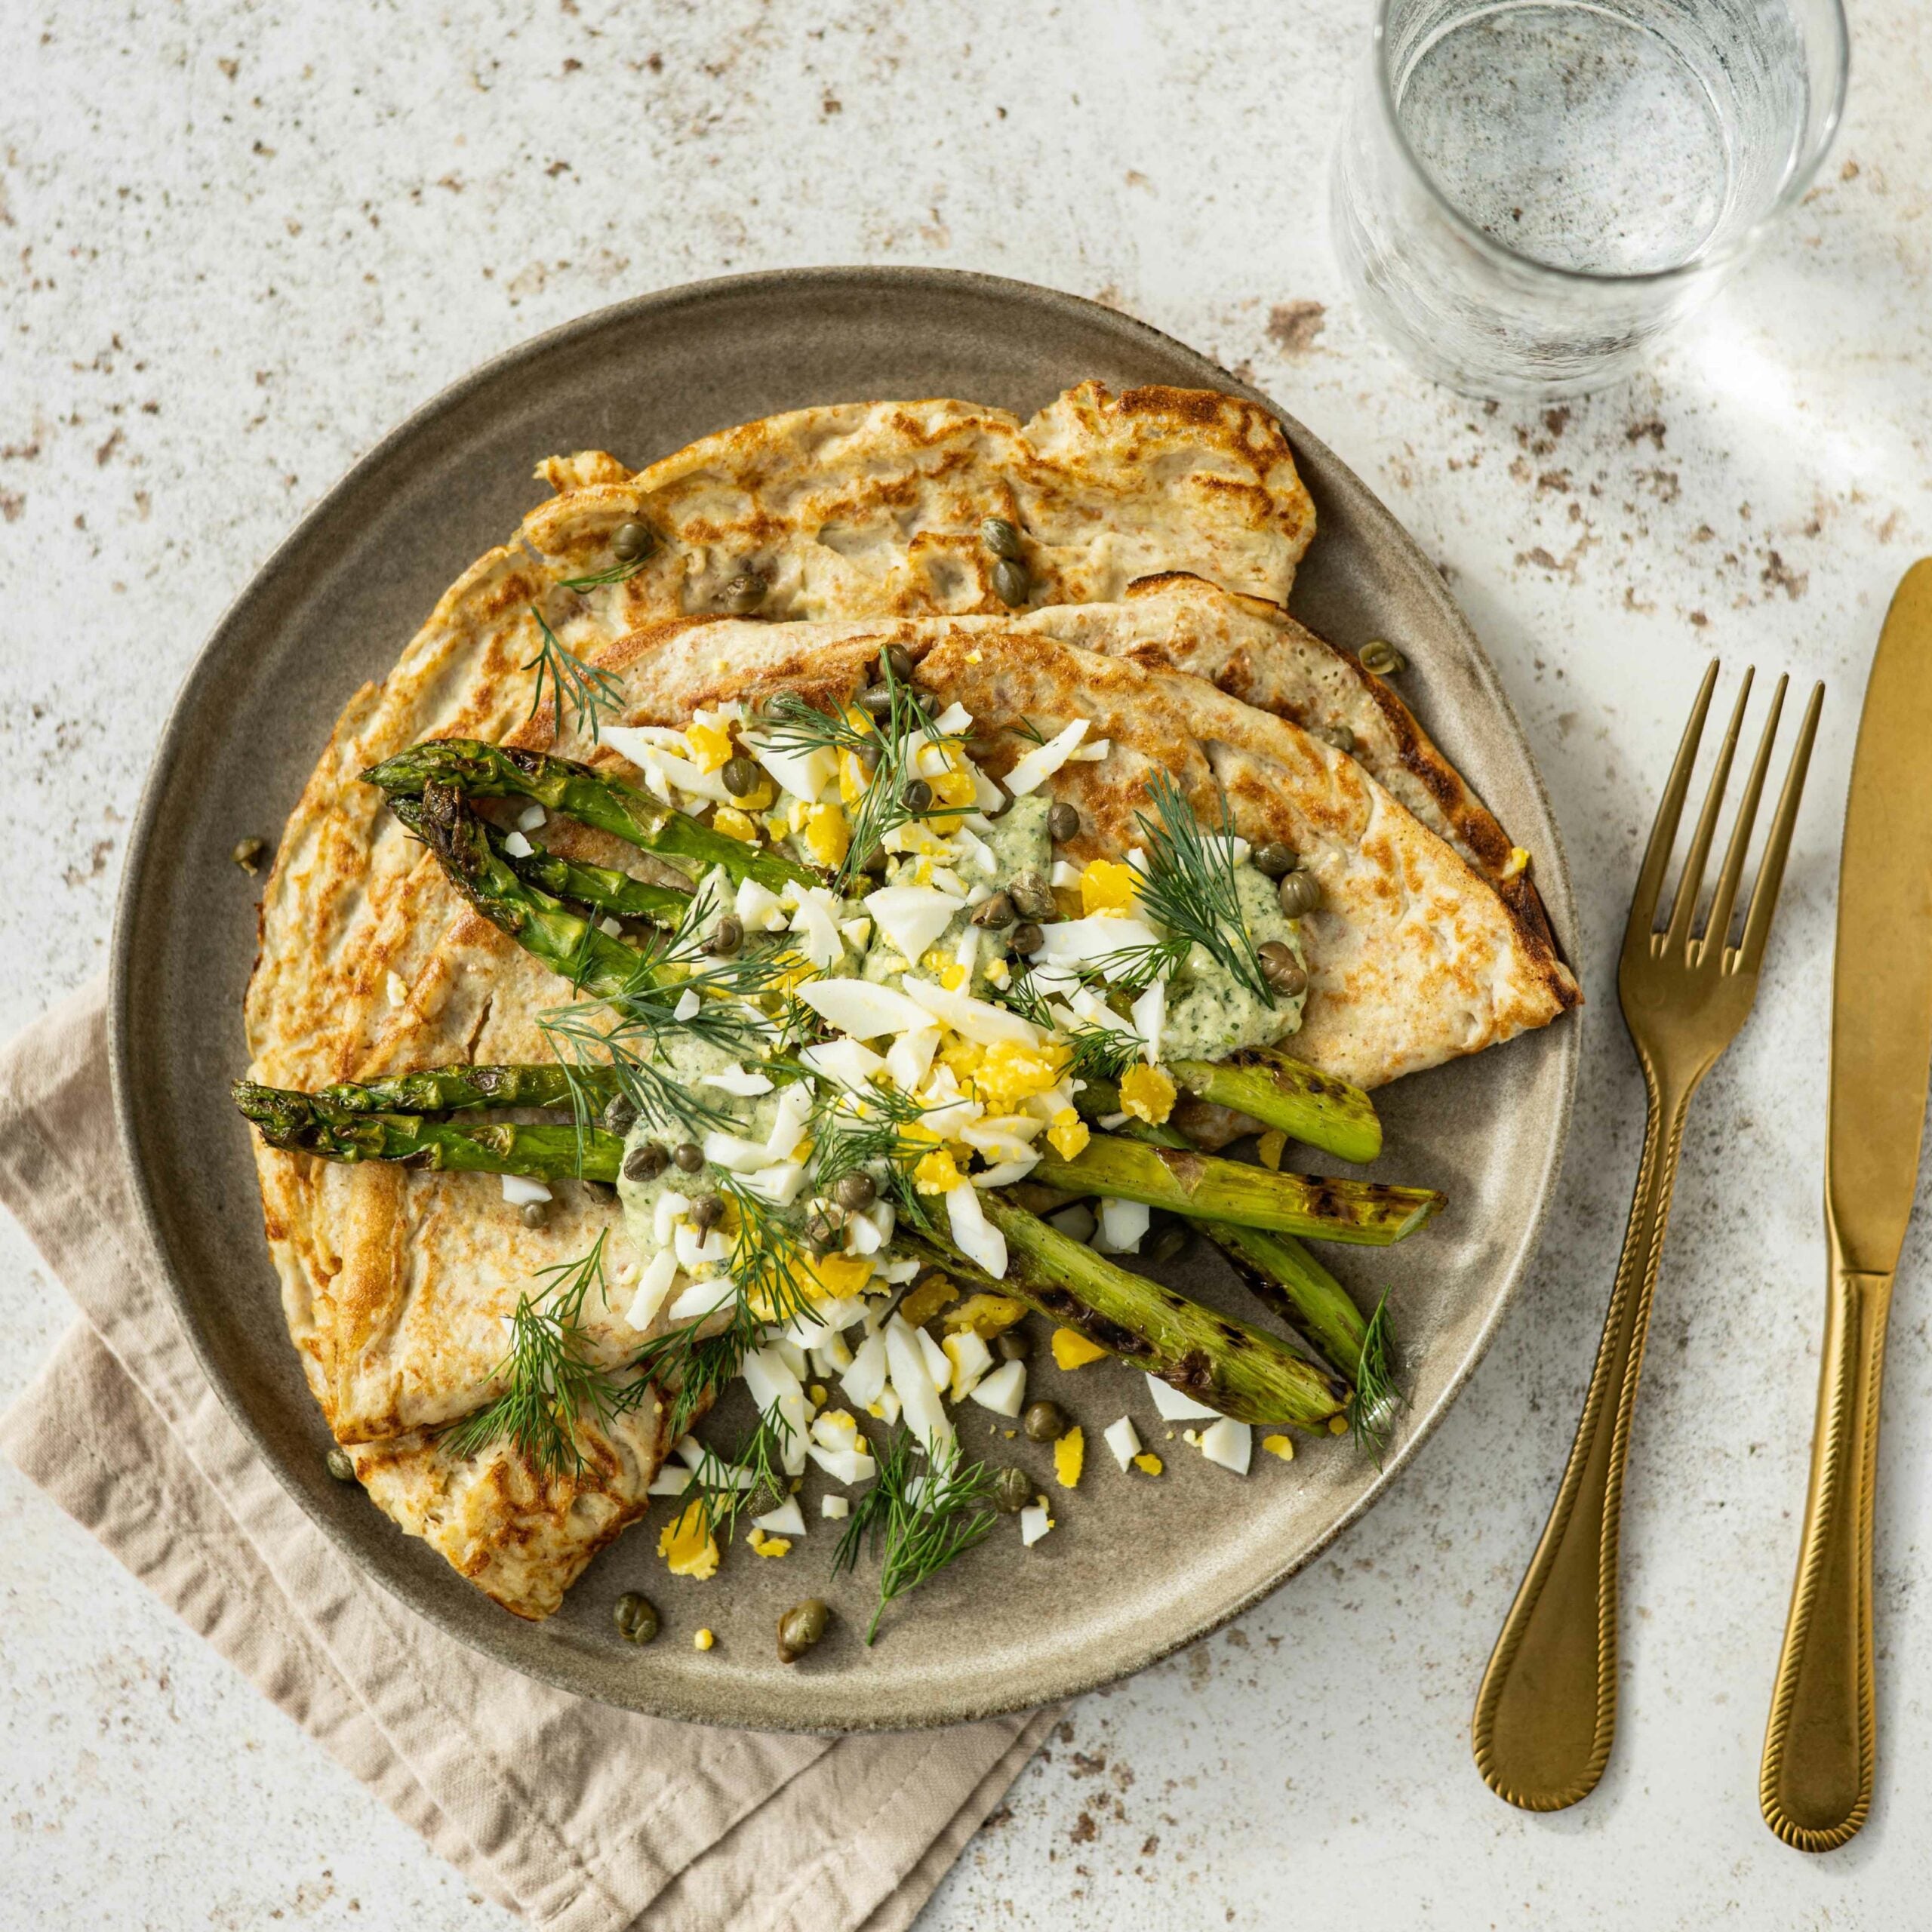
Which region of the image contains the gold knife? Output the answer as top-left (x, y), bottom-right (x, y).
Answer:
top-left (1761, 558), bottom-right (1932, 1850)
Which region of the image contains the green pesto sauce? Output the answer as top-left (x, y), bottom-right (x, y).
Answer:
top-left (1158, 865), bottom-right (1308, 1062)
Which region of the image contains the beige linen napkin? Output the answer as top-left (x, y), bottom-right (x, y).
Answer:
top-left (0, 982), bottom-right (1054, 1932)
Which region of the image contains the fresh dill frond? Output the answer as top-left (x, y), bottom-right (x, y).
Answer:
top-left (810, 1077), bottom-right (946, 1238)
top-left (991, 976), bottom-right (1146, 1084)
top-left (752, 653), bottom-right (954, 891)
top-left (558, 556), bottom-right (646, 592)
top-left (1132, 771), bottom-right (1275, 1006)
top-left (1348, 1291), bottom-right (1401, 1464)
top-left (523, 605), bottom-right (626, 743)
top-left (675, 1408), bottom-right (796, 1540)
top-left (1010, 717), bottom-right (1051, 748)
top-left (441, 1232), bottom-right (624, 1478)
top-left (538, 1000), bottom-right (737, 1145)
top-left (832, 1429), bottom-right (999, 1643)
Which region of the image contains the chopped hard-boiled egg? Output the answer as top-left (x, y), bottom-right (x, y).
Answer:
top-left (500, 1174), bottom-right (552, 1208)
top-left (1054, 1426), bottom-right (1084, 1489)
top-left (1103, 1415), bottom-right (1143, 1471)
top-left (1261, 1433), bottom-right (1295, 1463)
top-left (1200, 1417), bottom-right (1253, 1475)
top-left (1002, 719), bottom-right (1090, 794)
top-left (822, 1494), bottom-right (851, 1520)
top-left (658, 1503), bottom-right (721, 1580)
top-left (1051, 1327), bottom-right (1110, 1371)
top-left (1020, 1503), bottom-right (1055, 1546)
top-left (1146, 1374), bottom-right (1224, 1423)
top-left (969, 1358), bottom-right (1027, 1417)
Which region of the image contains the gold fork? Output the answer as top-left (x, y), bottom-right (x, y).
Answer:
top-left (1472, 661), bottom-right (1824, 1812)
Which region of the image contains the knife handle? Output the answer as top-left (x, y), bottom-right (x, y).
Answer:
top-left (1760, 1257), bottom-right (1894, 1851)
top-left (1472, 1070), bottom-right (1694, 1810)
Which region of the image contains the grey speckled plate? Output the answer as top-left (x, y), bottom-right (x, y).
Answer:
top-left (111, 268), bottom-right (1577, 1733)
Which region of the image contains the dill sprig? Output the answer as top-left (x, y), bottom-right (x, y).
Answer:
top-left (752, 653), bottom-right (953, 890)
top-left (993, 976), bottom-right (1147, 1084)
top-left (524, 605), bottom-right (626, 743)
top-left (809, 1078), bottom-right (943, 1236)
top-left (1348, 1291), bottom-right (1401, 1464)
top-left (441, 1232), bottom-right (630, 1478)
top-left (558, 557), bottom-right (646, 592)
top-left (832, 1429), bottom-right (999, 1643)
top-left (674, 1408), bottom-right (796, 1541)
top-left (1131, 771), bottom-right (1275, 1006)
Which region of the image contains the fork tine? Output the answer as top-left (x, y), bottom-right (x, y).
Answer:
top-left (1700, 673), bottom-right (1786, 961)
top-left (1664, 666), bottom-right (1754, 953)
top-left (1624, 660), bottom-right (1720, 952)
top-left (1734, 681), bottom-right (1825, 973)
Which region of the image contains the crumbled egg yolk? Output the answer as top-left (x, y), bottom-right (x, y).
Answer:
top-left (1051, 1327), bottom-right (1110, 1371)
top-left (914, 1148), bottom-right (966, 1195)
top-left (1080, 858), bottom-right (1141, 916)
top-left (804, 801), bottom-right (850, 868)
top-left (1046, 1109), bottom-right (1091, 1161)
top-left (1503, 845), bottom-right (1531, 880)
top-left (659, 1503), bottom-right (721, 1580)
top-left (1118, 1063), bottom-right (1177, 1126)
top-left (694, 1628), bottom-right (715, 1651)
top-left (685, 720), bottom-right (734, 771)
top-left (943, 1292), bottom-right (1028, 1339)
top-left (747, 1529), bottom-right (792, 1558)
top-left (1261, 1434), bottom-right (1296, 1463)
top-left (1327, 1415), bottom-right (1349, 1435)
top-left (808, 1383), bottom-right (828, 1407)
top-left (804, 1250), bottom-right (875, 1300)
top-left (900, 1272), bottom-right (960, 1327)
top-left (971, 1040), bottom-right (1071, 1112)
top-left (1256, 1129), bottom-right (1287, 1172)
top-left (1131, 1452), bottom-right (1164, 1477)
top-left (1053, 1426), bottom-right (1084, 1489)
top-left (712, 805), bottom-right (759, 844)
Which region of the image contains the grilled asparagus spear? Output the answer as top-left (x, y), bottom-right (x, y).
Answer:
top-left (365, 736), bottom-right (815, 893)
top-left (1167, 1048), bottom-right (1382, 1164)
top-left (1032, 1133), bottom-right (1441, 1245)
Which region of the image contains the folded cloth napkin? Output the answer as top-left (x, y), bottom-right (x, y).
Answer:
top-left (0, 981), bottom-right (1054, 1931)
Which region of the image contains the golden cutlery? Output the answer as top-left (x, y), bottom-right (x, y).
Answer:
top-left (1472, 661), bottom-right (1824, 1812)
top-left (1761, 560), bottom-right (1932, 1851)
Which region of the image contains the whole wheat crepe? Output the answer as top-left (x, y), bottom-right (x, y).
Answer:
top-left (245, 383), bottom-right (1333, 1617)
top-left (244, 383), bottom-right (1573, 1618)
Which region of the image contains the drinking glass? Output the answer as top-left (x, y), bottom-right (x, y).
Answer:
top-left (1331, 0), bottom-right (1849, 398)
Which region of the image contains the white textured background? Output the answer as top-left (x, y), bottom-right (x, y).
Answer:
top-left (3, 2), bottom-right (1930, 1927)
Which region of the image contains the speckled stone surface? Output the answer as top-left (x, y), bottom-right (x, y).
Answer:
top-left (2, 3), bottom-right (1927, 1927)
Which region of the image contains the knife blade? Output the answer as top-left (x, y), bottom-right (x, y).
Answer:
top-left (1761, 558), bottom-right (1932, 1852)
top-left (1828, 557), bottom-right (1932, 1271)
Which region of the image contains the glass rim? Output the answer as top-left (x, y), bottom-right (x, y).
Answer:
top-left (1371, 0), bottom-right (1851, 289)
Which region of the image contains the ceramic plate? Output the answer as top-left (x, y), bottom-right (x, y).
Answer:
top-left (111, 268), bottom-right (1577, 1730)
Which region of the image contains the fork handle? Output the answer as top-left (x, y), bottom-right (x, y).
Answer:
top-left (1759, 1244), bottom-right (1894, 1851)
top-left (1472, 1066), bottom-right (1695, 1809)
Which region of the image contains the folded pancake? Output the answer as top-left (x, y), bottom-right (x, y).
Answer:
top-left (594, 614), bottom-right (1576, 1089)
top-left (245, 381), bottom-right (1317, 1615)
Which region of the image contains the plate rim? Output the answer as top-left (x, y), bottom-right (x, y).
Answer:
top-left (109, 264), bottom-right (1578, 1730)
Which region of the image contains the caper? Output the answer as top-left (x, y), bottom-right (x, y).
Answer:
top-left (705, 914), bottom-right (744, 957)
top-left (1046, 801), bottom-right (1081, 841)
top-left (777, 1598), bottom-right (831, 1664)
top-left (1319, 723), bottom-right (1357, 754)
top-left (1008, 870), bottom-right (1055, 920)
top-left (1253, 841), bottom-right (1297, 879)
top-left (721, 754), bottom-right (759, 798)
top-left (855, 739), bottom-right (882, 774)
top-left (992, 558), bottom-right (1030, 607)
top-left (804, 1232), bottom-right (835, 1261)
top-left (1010, 921), bottom-right (1044, 955)
top-left (995, 1328), bottom-right (1032, 1363)
top-left (1359, 638), bottom-right (1406, 676)
top-left (980, 515), bottom-right (1023, 561)
top-left (857, 684), bottom-right (894, 718)
top-left (857, 843), bottom-right (889, 877)
top-left (1146, 1222), bottom-right (1189, 1264)
top-left (691, 1192), bottom-right (724, 1232)
top-left (881, 644), bottom-right (915, 684)
top-left (672, 1141), bottom-right (705, 1174)
top-left (993, 1466), bottom-right (1032, 1514)
top-left (611, 520), bottom-right (654, 563)
top-left (623, 1141), bottom-right (668, 1182)
top-left (1278, 870), bottom-right (1322, 918)
top-left (1022, 1399), bottom-right (1066, 1444)
top-left (232, 835), bottom-right (268, 875)
top-left (900, 777), bottom-right (933, 813)
top-left (603, 1093), bottom-right (638, 1135)
top-left (614, 1592), bottom-right (660, 1644)
top-left (804, 1201), bottom-right (847, 1247)
top-left (970, 892), bottom-right (1014, 930)
top-left (1258, 940), bottom-right (1307, 995)
top-left (521, 1200), bottom-right (550, 1229)
top-left (832, 1171), bottom-right (877, 1211)
top-left (723, 571), bottom-right (764, 614)
top-left (325, 1445), bottom-right (356, 1483)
